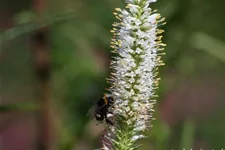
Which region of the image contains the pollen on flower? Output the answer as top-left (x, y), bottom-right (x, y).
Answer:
top-left (102, 0), bottom-right (165, 149)
top-left (115, 8), bottom-right (122, 12)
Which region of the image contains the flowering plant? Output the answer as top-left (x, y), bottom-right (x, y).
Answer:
top-left (102, 0), bottom-right (166, 149)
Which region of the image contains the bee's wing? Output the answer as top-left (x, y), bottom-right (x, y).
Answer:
top-left (87, 105), bottom-right (99, 117)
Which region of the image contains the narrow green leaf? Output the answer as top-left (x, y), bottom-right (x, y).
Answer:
top-left (191, 32), bottom-right (225, 62)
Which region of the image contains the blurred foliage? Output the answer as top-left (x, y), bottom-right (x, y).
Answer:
top-left (1, 0), bottom-right (225, 150)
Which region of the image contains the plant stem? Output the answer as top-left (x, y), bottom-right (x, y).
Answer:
top-left (180, 120), bottom-right (195, 149)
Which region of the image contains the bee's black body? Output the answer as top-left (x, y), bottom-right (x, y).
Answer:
top-left (89, 94), bottom-right (114, 126)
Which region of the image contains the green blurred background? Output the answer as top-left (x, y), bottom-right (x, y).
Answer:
top-left (0, 0), bottom-right (225, 150)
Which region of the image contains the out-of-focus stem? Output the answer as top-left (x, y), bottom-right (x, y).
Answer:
top-left (32, 27), bottom-right (52, 150)
top-left (180, 120), bottom-right (195, 149)
top-left (32, 0), bottom-right (52, 149)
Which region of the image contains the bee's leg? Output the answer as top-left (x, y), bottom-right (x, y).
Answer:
top-left (105, 118), bottom-right (113, 126)
top-left (108, 110), bottom-right (113, 114)
top-left (104, 113), bottom-right (114, 126)
top-left (106, 118), bottom-right (114, 126)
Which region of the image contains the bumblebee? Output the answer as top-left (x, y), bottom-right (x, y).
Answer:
top-left (88, 94), bottom-right (114, 126)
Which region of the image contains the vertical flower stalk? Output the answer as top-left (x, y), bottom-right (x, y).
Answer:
top-left (103, 0), bottom-right (166, 149)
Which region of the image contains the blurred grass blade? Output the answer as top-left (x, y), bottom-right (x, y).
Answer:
top-left (0, 10), bottom-right (76, 46)
top-left (191, 32), bottom-right (225, 62)
top-left (0, 102), bottom-right (38, 112)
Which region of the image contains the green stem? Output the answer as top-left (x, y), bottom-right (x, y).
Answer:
top-left (180, 120), bottom-right (195, 149)
top-left (0, 102), bottom-right (38, 112)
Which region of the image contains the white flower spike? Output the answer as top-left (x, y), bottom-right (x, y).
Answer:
top-left (103, 0), bottom-right (166, 149)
